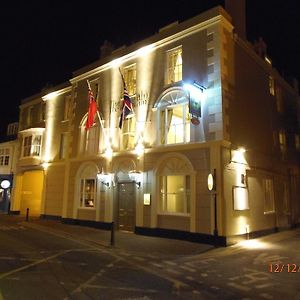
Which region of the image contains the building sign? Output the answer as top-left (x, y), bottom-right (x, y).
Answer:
top-left (189, 92), bottom-right (201, 119)
top-left (143, 193), bottom-right (151, 205)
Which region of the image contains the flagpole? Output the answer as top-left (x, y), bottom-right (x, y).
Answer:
top-left (86, 79), bottom-right (108, 142)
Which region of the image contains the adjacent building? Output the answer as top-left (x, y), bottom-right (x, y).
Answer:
top-left (0, 122), bottom-right (19, 213)
top-left (10, 5), bottom-right (300, 245)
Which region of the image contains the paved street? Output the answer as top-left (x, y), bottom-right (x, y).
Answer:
top-left (0, 214), bottom-right (299, 299)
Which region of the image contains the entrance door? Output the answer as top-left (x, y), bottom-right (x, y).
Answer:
top-left (118, 182), bottom-right (135, 232)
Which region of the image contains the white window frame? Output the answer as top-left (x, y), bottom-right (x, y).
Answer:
top-left (0, 148), bottom-right (10, 166)
top-left (79, 178), bottom-right (96, 208)
top-left (158, 174), bottom-right (191, 215)
top-left (155, 88), bottom-right (190, 145)
top-left (165, 46), bottom-right (182, 85)
top-left (123, 64), bottom-right (137, 96)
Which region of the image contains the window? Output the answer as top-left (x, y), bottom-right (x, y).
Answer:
top-left (27, 106), bottom-right (34, 126)
top-left (275, 86), bottom-right (283, 112)
top-left (124, 64), bottom-right (136, 96)
top-left (121, 115), bottom-right (136, 150)
top-left (295, 134), bottom-right (300, 151)
top-left (80, 178), bottom-right (96, 208)
top-left (157, 88), bottom-right (190, 145)
top-left (0, 148), bottom-right (10, 166)
top-left (269, 76), bottom-right (275, 96)
top-left (166, 47), bottom-right (182, 85)
top-left (22, 134), bottom-right (42, 157)
top-left (39, 102), bottom-right (46, 121)
top-left (263, 178), bottom-right (275, 214)
top-left (59, 133), bottom-right (68, 159)
top-left (279, 130), bottom-right (286, 153)
top-left (63, 95), bottom-right (71, 121)
top-left (7, 122), bottom-right (18, 136)
top-left (159, 175), bottom-right (190, 214)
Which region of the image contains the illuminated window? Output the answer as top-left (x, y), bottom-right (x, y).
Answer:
top-left (263, 178), bottom-right (275, 214)
top-left (159, 175), bottom-right (190, 214)
top-left (124, 64), bottom-right (136, 96)
top-left (157, 88), bottom-right (190, 145)
top-left (63, 95), bottom-right (71, 121)
top-left (121, 115), bottom-right (136, 150)
top-left (279, 130), bottom-right (286, 153)
top-left (80, 178), bottom-right (96, 208)
top-left (269, 76), bottom-right (275, 96)
top-left (22, 134), bottom-right (42, 157)
top-left (0, 148), bottom-right (10, 166)
top-left (166, 47), bottom-right (182, 84)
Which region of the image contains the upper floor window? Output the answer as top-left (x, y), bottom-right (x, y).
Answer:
top-left (59, 133), bottom-right (68, 159)
top-left (166, 47), bottom-right (182, 85)
top-left (275, 85), bottom-right (283, 113)
top-left (22, 134), bottom-right (42, 157)
top-left (295, 134), bottom-right (300, 151)
top-left (63, 95), bottom-right (71, 121)
top-left (120, 115), bottom-right (136, 150)
top-left (7, 122), bottom-right (18, 136)
top-left (269, 76), bottom-right (275, 96)
top-left (279, 130), bottom-right (286, 152)
top-left (155, 88), bottom-right (190, 145)
top-left (124, 64), bottom-right (136, 96)
top-left (79, 116), bottom-right (101, 156)
top-left (39, 102), bottom-right (46, 121)
top-left (0, 148), bottom-right (10, 166)
top-left (27, 106), bottom-right (34, 126)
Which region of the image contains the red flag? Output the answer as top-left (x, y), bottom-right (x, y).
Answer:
top-left (85, 87), bottom-right (97, 130)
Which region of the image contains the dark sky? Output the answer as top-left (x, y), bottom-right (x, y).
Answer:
top-left (1, 0), bottom-right (300, 136)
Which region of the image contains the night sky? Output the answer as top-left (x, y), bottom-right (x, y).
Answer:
top-left (1, 0), bottom-right (300, 136)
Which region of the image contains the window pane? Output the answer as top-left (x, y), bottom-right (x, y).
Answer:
top-left (159, 175), bottom-right (190, 214)
top-left (80, 178), bottom-right (95, 208)
top-left (166, 47), bottom-right (182, 84)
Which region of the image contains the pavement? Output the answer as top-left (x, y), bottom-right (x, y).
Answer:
top-left (1, 213), bottom-right (214, 256)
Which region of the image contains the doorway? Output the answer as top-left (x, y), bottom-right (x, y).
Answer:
top-left (118, 182), bottom-right (135, 232)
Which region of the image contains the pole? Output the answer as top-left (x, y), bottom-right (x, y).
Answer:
top-left (213, 194), bottom-right (218, 237)
top-left (26, 208), bottom-right (29, 222)
top-left (110, 221), bottom-right (115, 246)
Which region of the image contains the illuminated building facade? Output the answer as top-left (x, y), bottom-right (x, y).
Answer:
top-left (0, 122), bottom-right (19, 213)
top-left (11, 6), bottom-right (300, 245)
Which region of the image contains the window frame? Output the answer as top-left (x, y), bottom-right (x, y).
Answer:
top-left (165, 46), bottom-right (182, 85)
top-left (263, 178), bottom-right (275, 214)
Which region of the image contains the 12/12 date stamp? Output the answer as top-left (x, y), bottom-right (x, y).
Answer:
top-left (269, 263), bottom-right (300, 273)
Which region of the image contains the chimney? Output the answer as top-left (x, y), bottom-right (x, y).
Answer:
top-left (225, 0), bottom-right (246, 40)
top-left (100, 40), bottom-right (114, 59)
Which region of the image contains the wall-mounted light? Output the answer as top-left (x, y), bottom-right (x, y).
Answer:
top-left (129, 170), bottom-right (142, 188)
top-left (97, 171), bottom-right (111, 188)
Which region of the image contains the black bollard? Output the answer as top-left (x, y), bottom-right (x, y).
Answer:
top-left (110, 221), bottom-right (115, 246)
top-left (26, 208), bottom-right (29, 221)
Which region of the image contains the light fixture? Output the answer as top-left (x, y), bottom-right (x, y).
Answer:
top-left (129, 170), bottom-right (142, 188)
top-left (97, 170), bottom-right (111, 188)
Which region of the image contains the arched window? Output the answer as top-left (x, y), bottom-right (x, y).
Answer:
top-left (155, 88), bottom-right (190, 145)
top-left (77, 163), bottom-right (99, 209)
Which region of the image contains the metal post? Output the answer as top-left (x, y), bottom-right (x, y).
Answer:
top-left (110, 221), bottom-right (115, 246)
top-left (213, 194), bottom-right (218, 237)
top-left (26, 208), bottom-right (29, 222)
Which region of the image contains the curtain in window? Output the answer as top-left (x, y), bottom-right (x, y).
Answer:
top-left (160, 109), bottom-right (173, 144)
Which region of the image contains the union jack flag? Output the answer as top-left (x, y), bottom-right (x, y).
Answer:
top-left (119, 85), bottom-right (133, 129)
